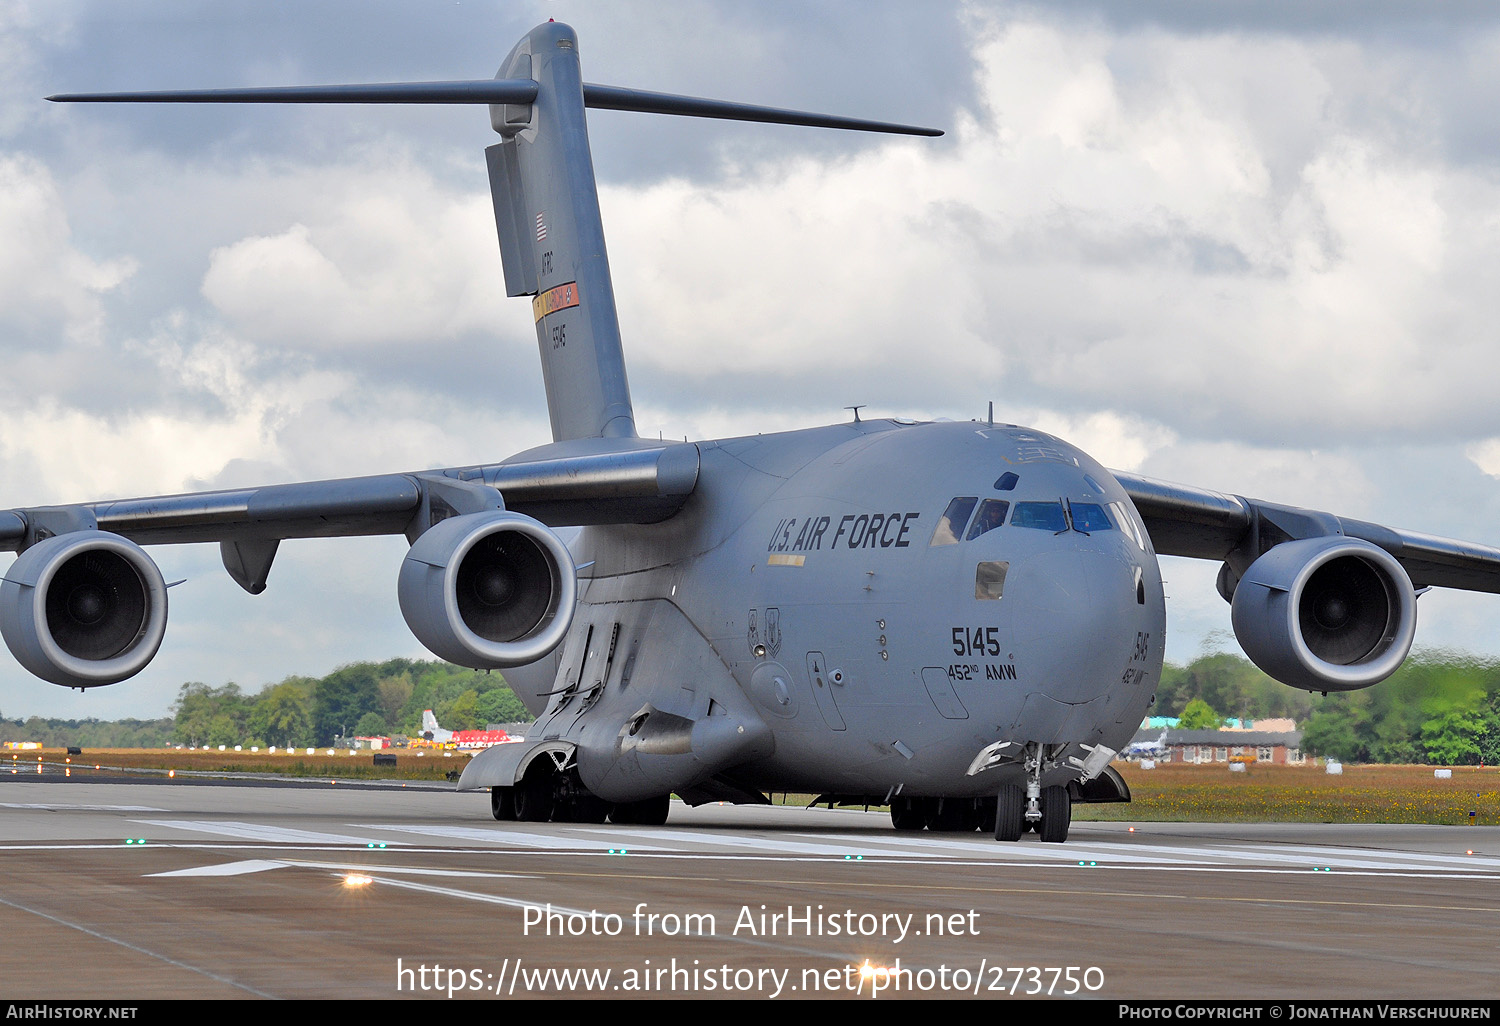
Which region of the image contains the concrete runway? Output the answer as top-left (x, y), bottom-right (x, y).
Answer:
top-left (1, 774), bottom-right (1497, 1000)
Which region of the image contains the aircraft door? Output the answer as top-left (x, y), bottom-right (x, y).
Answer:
top-left (920, 666), bottom-right (970, 719)
top-left (805, 651), bottom-right (846, 730)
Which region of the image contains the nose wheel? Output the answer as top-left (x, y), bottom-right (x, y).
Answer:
top-left (993, 742), bottom-right (1073, 843)
top-left (1037, 784), bottom-right (1071, 843)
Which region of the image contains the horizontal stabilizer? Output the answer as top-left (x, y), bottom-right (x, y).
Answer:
top-left (48, 80), bottom-right (540, 104)
top-left (580, 84), bottom-right (942, 136)
top-left (49, 80), bottom-right (942, 136)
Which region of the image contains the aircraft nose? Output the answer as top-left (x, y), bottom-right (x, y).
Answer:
top-left (1009, 548), bottom-right (1139, 703)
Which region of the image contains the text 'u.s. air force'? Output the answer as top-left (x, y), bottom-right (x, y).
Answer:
top-left (767, 512), bottom-right (921, 554)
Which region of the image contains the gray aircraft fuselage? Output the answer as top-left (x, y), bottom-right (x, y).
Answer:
top-left (504, 418), bottom-right (1164, 801)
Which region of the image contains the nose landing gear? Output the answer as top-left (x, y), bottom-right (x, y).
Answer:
top-left (992, 742), bottom-right (1072, 843)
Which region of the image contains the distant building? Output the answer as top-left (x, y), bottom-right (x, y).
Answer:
top-left (1141, 716), bottom-right (1297, 732)
top-left (1158, 729), bottom-right (1306, 766)
top-left (1220, 717), bottom-right (1296, 733)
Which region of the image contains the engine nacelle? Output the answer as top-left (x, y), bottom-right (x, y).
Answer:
top-left (0, 532), bottom-right (168, 688)
top-left (398, 511), bottom-right (576, 668)
top-left (1230, 536), bottom-right (1416, 692)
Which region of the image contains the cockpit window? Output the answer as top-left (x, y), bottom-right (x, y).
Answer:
top-left (975, 561), bottom-right (1008, 600)
top-left (930, 496), bottom-right (978, 546)
top-left (994, 472), bottom-right (1019, 491)
top-left (1068, 502), bottom-right (1113, 533)
top-left (965, 499), bottom-right (1010, 540)
top-left (1109, 500), bottom-right (1150, 551)
top-left (1011, 501), bottom-right (1067, 531)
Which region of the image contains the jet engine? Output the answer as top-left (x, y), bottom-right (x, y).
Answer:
top-left (1230, 536), bottom-right (1416, 692)
top-left (398, 510), bottom-right (576, 668)
top-left (0, 532), bottom-right (169, 688)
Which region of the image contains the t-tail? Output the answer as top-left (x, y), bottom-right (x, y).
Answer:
top-left (50, 21), bottom-right (942, 443)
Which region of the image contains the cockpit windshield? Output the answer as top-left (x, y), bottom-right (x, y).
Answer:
top-left (1068, 502), bottom-right (1113, 533)
top-left (1010, 501), bottom-right (1067, 531)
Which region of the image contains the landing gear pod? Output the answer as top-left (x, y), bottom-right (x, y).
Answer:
top-left (1231, 536), bottom-right (1417, 693)
top-left (0, 532), bottom-right (169, 688)
top-left (398, 511), bottom-right (577, 668)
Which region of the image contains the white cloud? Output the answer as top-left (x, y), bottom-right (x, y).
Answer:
top-left (598, 12), bottom-right (1500, 446)
top-left (1139, 440), bottom-right (1374, 513)
top-left (199, 155), bottom-right (506, 350)
top-left (0, 153), bottom-right (134, 347)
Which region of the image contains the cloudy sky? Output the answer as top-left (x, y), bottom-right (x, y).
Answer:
top-left (5, 0), bottom-right (1500, 719)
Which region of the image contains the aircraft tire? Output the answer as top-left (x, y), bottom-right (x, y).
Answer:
top-left (514, 766), bottom-right (555, 822)
top-left (490, 786), bottom-right (516, 821)
top-left (976, 796), bottom-right (997, 833)
top-left (568, 794), bottom-right (611, 824)
top-left (889, 797), bottom-right (926, 830)
top-left (930, 797), bottom-right (971, 832)
top-left (1038, 785), bottom-right (1071, 843)
top-left (635, 794), bottom-right (670, 825)
top-left (994, 785), bottom-right (1024, 842)
top-left (611, 794), bottom-right (670, 826)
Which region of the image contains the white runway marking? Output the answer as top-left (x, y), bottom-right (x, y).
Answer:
top-left (149, 859), bottom-right (291, 877)
top-left (148, 857), bottom-right (533, 880)
top-left (1, 802), bottom-right (165, 812)
top-left (625, 828), bottom-right (896, 858)
top-left (352, 822), bottom-right (678, 851)
top-left (1092, 843), bottom-right (1434, 871)
top-left (85, 817), bottom-right (1500, 879)
top-left (361, 874), bottom-right (586, 913)
top-left (435, 826), bottom-right (1500, 877)
top-left (130, 819), bottom-right (402, 846)
top-left (803, 832), bottom-right (1219, 864)
top-left (1254, 843), bottom-right (1500, 870)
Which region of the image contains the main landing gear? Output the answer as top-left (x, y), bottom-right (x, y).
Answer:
top-left (889, 796), bottom-right (997, 833)
top-left (489, 763), bottom-right (670, 826)
top-left (992, 742), bottom-right (1072, 843)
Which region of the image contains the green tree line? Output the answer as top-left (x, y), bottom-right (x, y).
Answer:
top-left (167, 659), bottom-right (532, 748)
top-left (2, 659), bottom-right (532, 750)
top-left (8, 652), bottom-right (1498, 762)
top-left (1157, 651), bottom-right (1500, 766)
top-left (0, 716), bottom-right (174, 749)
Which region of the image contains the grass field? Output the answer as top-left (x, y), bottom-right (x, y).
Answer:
top-left (1078, 762), bottom-right (1500, 826)
top-left (7, 749), bottom-right (1500, 825)
top-left (4, 746), bottom-right (465, 782)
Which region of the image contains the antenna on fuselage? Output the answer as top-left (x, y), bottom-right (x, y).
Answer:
top-left (49, 21), bottom-right (942, 443)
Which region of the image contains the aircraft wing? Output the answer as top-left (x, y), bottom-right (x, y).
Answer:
top-left (1115, 471), bottom-right (1500, 595)
top-left (0, 441), bottom-right (699, 688)
top-left (2, 443), bottom-right (698, 545)
top-left (1, 443), bottom-right (698, 587)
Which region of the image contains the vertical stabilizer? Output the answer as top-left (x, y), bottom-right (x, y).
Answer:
top-left (487, 23), bottom-right (637, 442)
top-left (48, 23), bottom-right (941, 446)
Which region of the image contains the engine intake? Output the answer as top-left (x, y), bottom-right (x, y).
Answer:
top-left (398, 511), bottom-right (576, 668)
top-left (1230, 536), bottom-right (1416, 692)
top-left (0, 532), bottom-right (169, 688)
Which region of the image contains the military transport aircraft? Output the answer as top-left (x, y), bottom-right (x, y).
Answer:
top-left (5, 21), bottom-right (1500, 843)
